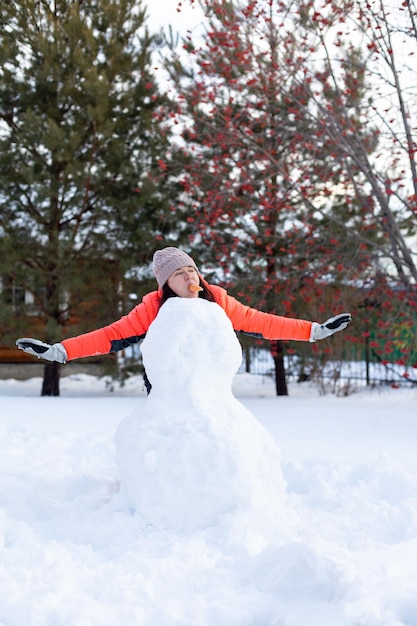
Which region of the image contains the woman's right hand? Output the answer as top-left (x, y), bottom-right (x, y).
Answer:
top-left (16, 338), bottom-right (68, 363)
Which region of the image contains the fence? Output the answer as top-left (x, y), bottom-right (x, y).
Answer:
top-left (238, 345), bottom-right (417, 389)
top-left (119, 339), bottom-right (417, 391)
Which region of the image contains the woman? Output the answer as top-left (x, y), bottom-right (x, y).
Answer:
top-left (16, 247), bottom-right (351, 383)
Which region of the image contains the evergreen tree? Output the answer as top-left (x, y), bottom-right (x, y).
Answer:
top-left (0, 0), bottom-right (175, 395)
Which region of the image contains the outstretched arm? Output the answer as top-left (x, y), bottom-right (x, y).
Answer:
top-left (208, 284), bottom-right (351, 342)
top-left (16, 292), bottom-right (161, 362)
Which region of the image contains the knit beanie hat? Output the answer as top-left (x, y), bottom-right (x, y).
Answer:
top-left (152, 247), bottom-right (198, 288)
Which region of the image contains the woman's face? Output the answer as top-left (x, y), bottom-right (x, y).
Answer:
top-left (167, 266), bottom-right (201, 298)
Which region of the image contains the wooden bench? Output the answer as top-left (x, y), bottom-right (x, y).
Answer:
top-left (0, 346), bottom-right (37, 363)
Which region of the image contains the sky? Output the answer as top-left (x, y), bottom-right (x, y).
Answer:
top-left (1, 297), bottom-right (417, 626)
top-left (145, 0), bottom-right (206, 38)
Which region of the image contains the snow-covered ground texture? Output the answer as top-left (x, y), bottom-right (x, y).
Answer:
top-left (1, 298), bottom-right (417, 626)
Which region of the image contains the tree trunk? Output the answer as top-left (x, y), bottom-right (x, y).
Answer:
top-left (271, 340), bottom-right (288, 396)
top-left (41, 361), bottom-right (60, 396)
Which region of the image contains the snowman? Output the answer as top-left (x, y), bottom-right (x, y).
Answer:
top-left (114, 297), bottom-right (289, 550)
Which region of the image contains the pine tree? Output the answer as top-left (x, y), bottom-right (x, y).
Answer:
top-left (0, 0), bottom-right (176, 395)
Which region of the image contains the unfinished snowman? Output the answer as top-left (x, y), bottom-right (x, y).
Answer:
top-left (114, 297), bottom-right (290, 550)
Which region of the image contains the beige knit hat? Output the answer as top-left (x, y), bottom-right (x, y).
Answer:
top-left (152, 247), bottom-right (198, 288)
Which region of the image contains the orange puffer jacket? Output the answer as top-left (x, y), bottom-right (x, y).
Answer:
top-left (62, 282), bottom-right (312, 361)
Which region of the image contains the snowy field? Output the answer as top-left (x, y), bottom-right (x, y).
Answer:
top-left (1, 371), bottom-right (416, 626)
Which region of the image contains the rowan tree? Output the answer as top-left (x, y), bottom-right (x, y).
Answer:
top-left (161, 0), bottom-right (382, 392)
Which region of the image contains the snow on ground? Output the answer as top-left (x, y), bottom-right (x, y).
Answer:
top-left (1, 354), bottom-right (417, 623)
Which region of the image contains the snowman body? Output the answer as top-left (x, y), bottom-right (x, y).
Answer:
top-left (114, 298), bottom-right (288, 546)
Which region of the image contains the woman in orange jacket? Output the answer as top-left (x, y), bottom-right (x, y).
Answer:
top-left (16, 247), bottom-right (351, 388)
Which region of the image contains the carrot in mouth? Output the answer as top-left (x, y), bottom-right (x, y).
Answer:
top-left (189, 284), bottom-right (203, 293)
